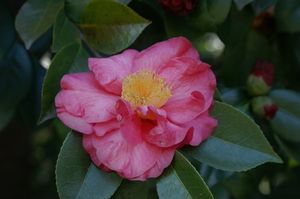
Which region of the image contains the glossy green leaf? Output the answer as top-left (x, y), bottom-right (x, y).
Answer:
top-left (234, 0), bottom-right (254, 10)
top-left (65, 0), bottom-right (132, 23)
top-left (39, 42), bottom-right (89, 123)
top-left (76, 164), bottom-right (122, 199)
top-left (56, 132), bottom-right (122, 199)
top-left (52, 9), bottom-right (81, 52)
top-left (275, 0), bottom-right (300, 33)
top-left (270, 89), bottom-right (300, 142)
top-left (112, 180), bottom-right (158, 199)
top-left (79, 0), bottom-right (150, 54)
top-left (157, 151), bottom-right (214, 199)
top-left (182, 101), bottom-right (282, 171)
top-left (15, 0), bottom-right (63, 49)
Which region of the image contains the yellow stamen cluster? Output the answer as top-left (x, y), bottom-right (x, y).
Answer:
top-left (121, 70), bottom-right (172, 109)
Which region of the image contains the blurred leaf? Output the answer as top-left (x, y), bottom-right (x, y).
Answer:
top-left (65, 0), bottom-right (132, 23)
top-left (164, 0), bottom-right (231, 38)
top-left (234, 0), bottom-right (254, 10)
top-left (191, 160), bottom-right (233, 187)
top-left (252, 0), bottom-right (277, 14)
top-left (56, 132), bottom-right (122, 199)
top-left (275, 0), bottom-right (300, 33)
top-left (275, 136), bottom-right (300, 163)
top-left (0, 43), bottom-right (32, 130)
top-left (39, 42), bottom-right (89, 123)
top-left (15, 0), bottom-right (63, 49)
top-left (270, 89), bottom-right (300, 142)
top-left (211, 184), bottom-right (230, 199)
top-left (79, 0), bottom-right (150, 54)
top-left (112, 180), bottom-right (158, 199)
top-left (221, 88), bottom-right (246, 105)
top-left (52, 9), bottom-right (81, 52)
top-left (157, 151), bottom-right (213, 199)
top-left (218, 7), bottom-right (274, 86)
top-left (0, 2), bottom-right (15, 59)
top-left (182, 101), bottom-right (282, 171)
top-left (214, 88), bottom-right (223, 101)
top-left (191, 0), bottom-right (232, 30)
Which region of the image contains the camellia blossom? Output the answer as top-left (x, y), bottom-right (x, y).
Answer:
top-left (55, 37), bottom-right (217, 181)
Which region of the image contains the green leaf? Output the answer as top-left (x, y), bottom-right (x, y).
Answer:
top-left (234, 0), bottom-right (254, 10)
top-left (157, 151), bottom-right (214, 199)
top-left (218, 6), bottom-right (274, 86)
top-left (270, 89), bottom-right (300, 142)
top-left (164, 0), bottom-right (231, 38)
top-left (39, 42), bottom-right (89, 123)
top-left (191, 0), bottom-right (232, 29)
top-left (79, 0), bottom-right (150, 54)
top-left (52, 9), bottom-right (81, 52)
top-left (65, 0), bottom-right (132, 23)
top-left (76, 164), bottom-right (122, 199)
top-left (275, 0), bottom-right (300, 33)
top-left (56, 132), bottom-right (122, 199)
top-left (182, 101), bottom-right (282, 171)
top-left (112, 180), bottom-right (158, 199)
top-left (15, 0), bottom-right (63, 49)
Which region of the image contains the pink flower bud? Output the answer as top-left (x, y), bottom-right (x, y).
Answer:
top-left (159, 0), bottom-right (198, 16)
top-left (251, 96), bottom-right (278, 120)
top-left (247, 61), bottom-right (274, 96)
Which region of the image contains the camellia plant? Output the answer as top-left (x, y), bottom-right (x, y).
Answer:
top-left (1, 0), bottom-right (300, 198)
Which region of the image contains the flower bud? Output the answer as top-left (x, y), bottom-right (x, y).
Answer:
top-left (247, 61), bottom-right (274, 96)
top-left (251, 96), bottom-right (278, 120)
top-left (159, 0), bottom-right (198, 16)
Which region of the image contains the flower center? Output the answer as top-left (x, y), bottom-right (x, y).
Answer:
top-left (121, 70), bottom-right (172, 108)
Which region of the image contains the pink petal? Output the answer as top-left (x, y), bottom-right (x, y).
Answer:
top-left (160, 57), bottom-right (216, 113)
top-left (133, 37), bottom-right (199, 72)
top-left (84, 130), bottom-right (160, 179)
top-left (93, 119), bottom-right (120, 137)
top-left (185, 112), bottom-right (217, 146)
top-left (55, 90), bottom-right (118, 123)
top-left (60, 72), bottom-right (106, 93)
top-left (133, 148), bottom-right (175, 180)
top-left (163, 91), bottom-right (206, 124)
top-left (57, 112), bottom-right (93, 134)
top-left (89, 49), bottom-right (138, 94)
top-left (141, 106), bottom-right (189, 148)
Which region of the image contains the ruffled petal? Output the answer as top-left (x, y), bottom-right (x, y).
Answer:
top-left (140, 106), bottom-right (189, 148)
top-left (160, 57), bottom-right (216, 113)
top-left (89, 49), bottom-right (138, 94)
top-left (133, 37), bottom-right (199, 72)
top-left (184, 112), bottom-right (217, 146)
top-left (163, 91), bottom-right (205, 124)
top-left (60, 72), bottom-right (105, 93)
top-left (132, 148), bottom-right (175, 180)
top-left (55, 90), bottom-right (118, 124)
top-left (83, 129), bottom-right (163, 179)
top-left (57, 112), bottom-right (93, 134)
top-left (93, 119), bottom-right (120, 137)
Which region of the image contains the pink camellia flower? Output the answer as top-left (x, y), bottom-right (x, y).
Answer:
top-left (55, 37), bottom-right (217, 181)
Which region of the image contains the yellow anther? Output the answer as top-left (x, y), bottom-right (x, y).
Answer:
top-left (121, 70), bottom-right (172, 109)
